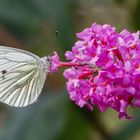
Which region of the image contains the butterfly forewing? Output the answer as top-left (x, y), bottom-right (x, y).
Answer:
top-left (0, 46), bottom-right (47, 107)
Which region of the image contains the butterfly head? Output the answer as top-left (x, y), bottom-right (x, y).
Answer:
top-left (40, 56), bottom-right (51, 72)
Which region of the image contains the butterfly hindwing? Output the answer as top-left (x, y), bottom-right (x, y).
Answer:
top-left (0, 46), bottom-right (46, 107)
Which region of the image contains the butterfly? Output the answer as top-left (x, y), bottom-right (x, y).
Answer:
top-left (0, 46), bottom-right (51, 107)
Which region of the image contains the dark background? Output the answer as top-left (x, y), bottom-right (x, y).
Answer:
top-left (0, 0), bottom-right (140, 140)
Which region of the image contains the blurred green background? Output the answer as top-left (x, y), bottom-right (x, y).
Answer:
top-left (0, 0), bottom-right (140, 140)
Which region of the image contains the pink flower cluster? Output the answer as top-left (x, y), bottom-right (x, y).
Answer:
top-left (50, 23), bottom-right (140, 119)
top-left (63, 23), bottom-right (140, 119)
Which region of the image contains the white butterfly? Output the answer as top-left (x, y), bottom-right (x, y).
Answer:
top-left (0, 46), bottom-right (51, 107)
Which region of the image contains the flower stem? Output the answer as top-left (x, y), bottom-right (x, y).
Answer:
top-left (79, 71), bottom-right (94, 79)
top-left (58, 61), bottom-right (85, 67)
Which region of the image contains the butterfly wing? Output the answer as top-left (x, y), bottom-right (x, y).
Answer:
top-left (0, 46), bottom-right (47, 107)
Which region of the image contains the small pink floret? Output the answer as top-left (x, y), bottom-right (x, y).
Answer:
top-left (50, 51), bottom-right (60, 72)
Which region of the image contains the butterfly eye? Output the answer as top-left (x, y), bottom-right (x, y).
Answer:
top-left (46, 56), bottom-right (52, 62)
top-left (46, 58), bottom-right (50, 61)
